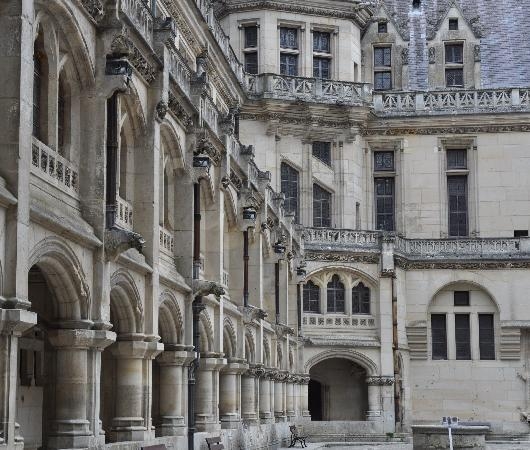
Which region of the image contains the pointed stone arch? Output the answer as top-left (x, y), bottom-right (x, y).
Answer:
top-left (109, 269), bottom-right (143, 335)
top-left (199, 309), bottom-right (214, 353)
top-left (223, 317), bottom-right (237, 358)
top-left (158, 290), bottom-right (184, 345)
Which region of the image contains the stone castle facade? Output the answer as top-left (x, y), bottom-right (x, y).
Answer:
top-left (1, 0), bottom-right (530, 448)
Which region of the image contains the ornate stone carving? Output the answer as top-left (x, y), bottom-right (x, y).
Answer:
top-left (394, 256), bottom-right (530, 271)
top-left (230, 169), bottom-right (243, 190)
top-left (474, 44), bottom-right (481, 62)
top-left (155, 100), bottom-right (168, 122)
top-left (167, 92), bottom-right (194, 130)
top-left (305, 252), bottom-right (380, 264)
top-left (428, 47), bottom-right (436, 64)
top-left (273, 323), bottom-right (295, 339)
top-left (238, 305), bottom-right (268, 324)
top-left (401, 47), bottom-right (409, 65)
top-left (110, 31), bottom-right (157, 84)
top-left (104, 227), bottom-right (146, 261)
top-left (366, 376), bottom-right (395, 386)
top-left (80, 0), bottom-right (104, 21)
top-left (192, 280), bottom-right (225, 299)
top-left (195, 131), bottom-right (222, 166)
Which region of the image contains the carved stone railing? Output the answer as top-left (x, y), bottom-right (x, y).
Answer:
top-left (193, 0), bottom-right (245, 86)
top-left (159, 226), bottom-right (174, 255)
top-left (168, 47), bottom-right (192, 98)
top-left (394, 236), bottom-right (530, 259)
top-left (302, 313), bottom-right (376, 329)
top-left (31, 137), bottom-right (79, 198)
top-left (200, 95), bottom-right (219, 136)
top-left (247, 73), bottom-right (371, 106)
top-left (374, 88), bottom-right (530, 115)
top-left (120, 0), bottom-right (154, 47)
top-left (303, 228), bottom-right (380, 252)
top-left (116, 195), bottom-right (134, 231)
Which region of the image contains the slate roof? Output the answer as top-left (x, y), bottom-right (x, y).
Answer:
top-left (379, 0), bottom-right (530, 88)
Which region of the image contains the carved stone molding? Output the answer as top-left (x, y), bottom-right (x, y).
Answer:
top-left (110, 30), bottom-right (157, 84)
top-left (104, 227), bottom-right (145, 261)
top-left (395, 256), bottom-right (530, 271)
top-left (365, 123), bottom-right (530, 136)
top-left (168, 92), bottom-right (194, 130)
top-left (305, 252), bottom-right (380, 264)
top-left (195, 130), bottom-right (222, 166)
top-left (155, 100), bottom-right (168, 123)
top-left (366, 376), bottom-right (395, 386)
top-left (80, 0), bottom-right (104, 21)
top-left (192, 280), bottom-right (225, 299)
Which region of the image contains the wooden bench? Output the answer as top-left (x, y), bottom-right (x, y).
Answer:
top-left (141, 445), bottom-right (167, 450)
top-left (289, 425), bottom-right (308, 448)
top-left (206, 436), bottom-right (225, 450)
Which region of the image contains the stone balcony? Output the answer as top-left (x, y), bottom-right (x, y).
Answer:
top-left (302, 227), bottom-right (530, 266)
top-left (373, 88), bottom-right (530, 116)
top-left (120, 0), bottom-right (154, 48)
top-left (246, 73), bottom-right (372, 106)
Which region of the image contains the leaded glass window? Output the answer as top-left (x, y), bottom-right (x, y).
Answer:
top-left (327, 275), bottom-right (345, 313)
top-left (313, 184), bottom-right (332, 228)
top-left (447, 149), bottom-right (467, 169)
top-left (374, 47), bottom-right (391, 66)
top-left (280, 27), bottom-right (298, 49)
top-left (281, 162), bottom-right (299, 222)
top-left (352, 283), bottom-right (370, 314)
top-left (375, 178), bottom-right (395, 231)
top-left (374, 151), bottom-right (394, 171)
top-left (448, 176), bottom-right (468, 237)
top-left (312, 141), bottom-right (331, 165)
top-left (280, 54), bottom-right (298, 76)
top-left (313, 31), bottom-right (330, 53)
top-left (374, 71), bottom-right (392, 90)
top-left (313, 57), bottom-right (330, 79)
top-left (303, 281), bottom-right (320, 313)
top-left (446, 69), bottom-right (464, 87)
top-left (245, 26), bottom-right (258, 48)
top-left (245, 52), bottom-right (258, 74)
top-left (445, 44), bottom-right (463, 63)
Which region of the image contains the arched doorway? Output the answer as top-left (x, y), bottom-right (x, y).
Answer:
top-left (309, 358), bottom-right (368, 421)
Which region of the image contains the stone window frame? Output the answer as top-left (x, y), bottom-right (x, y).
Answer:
top-left (437, 137), bottom-right (479, 238)
top-left (365, 138), bottom-right (404, 234)
top-left (278, 20), bottom-right (305, 77)
top-left (310, 23), bottom-right (338, 80)
top-left (373, 44), bottom-right (393, 90)
top-left (444, 40), bottom-right (465, 88)
top-left (428, 285), bottom-right (498, 361)
top-left (238, 20), bottom-right (260, 74)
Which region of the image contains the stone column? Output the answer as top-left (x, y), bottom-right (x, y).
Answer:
top-left (286, 376), bottom-right (295, 420)
top-left (196, 355), bottom-right (226, 432)
top-left (274, 372), bottom-right (286, 421)
top-left (366, 376), bottom-right (394, 422)
top-left (0, 309), bottom-right (36, 448)
top-left (156, 347), bottom-right (195, 436)
top-left (301, 375), bottom-right (311, 418)
top-left (259, 370), bottom-right (274, 422)
top-left (219, 359), bottom-right (247, 429)
top-left (47, 328), bottom-right (115, 449)
top-left (241, 366), bottom-right (260, 423)
top-left (110, 340), bottom-right (151, 442)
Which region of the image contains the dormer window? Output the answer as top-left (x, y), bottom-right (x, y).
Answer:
top-left (449, 18), bottom-right (459, 30)
top-left (445, 43), bottom-right (464, 87)
top-left (378, 22), bottom-right (388, 34)
top-left (412, 0), bottom-right (421, 9)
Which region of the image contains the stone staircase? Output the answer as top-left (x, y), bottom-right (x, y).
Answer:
top-left (485, 432), bottom-right (530, 449)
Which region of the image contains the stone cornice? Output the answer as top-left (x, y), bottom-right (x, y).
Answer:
top-left (394, 256), bottom-right (530, 271)
top-left (364, 123), bottom-right (530, 136)
top-left (215, 1), bottom-right (374, 27)
top-left (305, 251), bottom-right (380, 265)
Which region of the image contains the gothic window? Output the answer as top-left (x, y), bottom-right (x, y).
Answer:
top-left (281, 162), bottom-right (299, 222)
top-left (447, 149), bottom-right (467, 169)
top-left (244, 25), bottom-right (258, 74)
top-left (431, 314), bottom-right (447, 360)
top-left (280, 54), bottom-right (298, 76)
top-left (445, 43), bottom-right (464, 87)
top-left (374, 151), bottom-right (395, 171)
top-left (303, 281), bottom-right (320, 313)
top-left (313, 184), bottom-right (332, 228)
top-left (375, 178), bottom-right (395, 231)
top-left (280, 27), bottom-right (298, 49)
top-left (479, 314), bottom-right (495, 360)
top-left (313, 57), bottom-right (330, 79)
top-left (455, 314), bottom-right (471, 360)
top-left (312, 141), bottom-right (331, 165)
top-left (313, 31), bottom-right (330, 53)
top-left (374, 47), bottom-right (392, 66)
top-left (448, 176), bottom-right (468, 237)
top-left (327, 275), bottom-right (345, 313)
top-left (352, 283), bottom-right (370, 314)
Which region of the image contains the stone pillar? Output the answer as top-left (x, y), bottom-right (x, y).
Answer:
top-left (366, 376), bottom-right (394, 422)
top-left (241, 366), bottom-right (260, 423)
top-left (47, 328), bottom-right (115, 449)
top-left (196, 355), bottom-right (226, 432)
top-left (301, 375), bottom-right (311, 418)
top-left (0, 309), bottom-right (36, 448)
top-left (286, 376), bottom-right (295, 420)
top-left (110, 340), bottom-right (151, 442)
top-left (274, 372), bottom-right (286, 421)
top-left (219, 359), bottom-right (247, 429)
top-left (259, 371), bottom-right (274, 422)
top-left (156, 348), bottom-right (195, 436)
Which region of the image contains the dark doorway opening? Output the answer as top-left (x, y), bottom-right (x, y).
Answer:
top-left (308, 379), bottom-right (323, 421)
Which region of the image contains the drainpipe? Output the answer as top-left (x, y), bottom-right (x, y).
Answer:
top-left (105, 92), bottom-right (119, 229)
top-left (296, 283), bottom-right (302, 335)
top-left (188, 183), bottom-right (202, 450)
top-left (392, 274), bottom-right (400, 427)
top-left (243, 229), bottom-right (249, 307)
top-left (275, 262), bottom-right (280, 324)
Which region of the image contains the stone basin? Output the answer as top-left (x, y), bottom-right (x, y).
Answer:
top-left (412, 424), bottom-right (490, 450)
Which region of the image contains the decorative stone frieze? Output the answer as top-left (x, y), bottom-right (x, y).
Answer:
top-left (167, 92), bottom-right (194, 130)
top-left (110, 31), bottom-right (157, 84)
top-left (366, 376), bottom-right (395, 386)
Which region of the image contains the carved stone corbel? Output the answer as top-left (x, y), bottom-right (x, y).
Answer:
top-left (155, 100), bottom-right (169, 123)
top-left (192, 280), bottom-right (225, 299)
top-left (274, 323), bottom-right (295, 339)
top-left (104, 227), bottom-right (146, 261)
top-left (238, 305), bottom-right (268, 324)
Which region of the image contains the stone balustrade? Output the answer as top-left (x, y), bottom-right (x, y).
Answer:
top-left (31, 137), bottom-right (79, 198)
top-left (246, 73), bottom-right (371, 105)
top-left (159, 226), bottom-right (174, 255)
top-left (168, 47), bottom-right (192, 98)
top-left (120, 0), bottom-right (154, 47)
top-left (303, 227), bottom-right (530, 262)
top-left (116, 195), bottom-right (134, 231)
top-left (374, 88), bottom-right (530, 116)
top-left (200, 94), bottom-right (220, 136)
